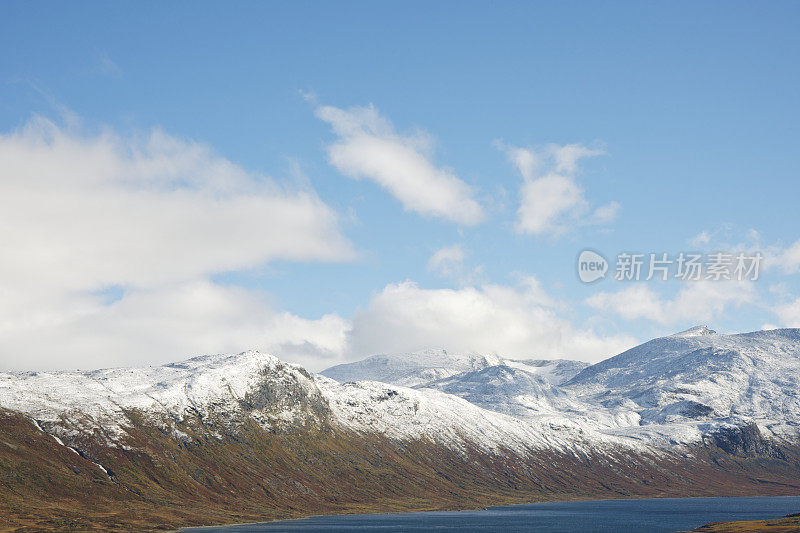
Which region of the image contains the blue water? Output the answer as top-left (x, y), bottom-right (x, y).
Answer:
top-left (182, 495), bottom-right (800, 532)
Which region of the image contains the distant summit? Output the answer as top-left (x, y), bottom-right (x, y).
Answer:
top-left (672, 325), bottom-right (717, 337)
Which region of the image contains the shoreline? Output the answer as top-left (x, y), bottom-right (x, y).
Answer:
top-left (173, 493), bottom-right (800, 532)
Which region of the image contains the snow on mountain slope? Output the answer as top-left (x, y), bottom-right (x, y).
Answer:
top-left (321, 351), bottom-right (594, 426)
top-left (502, 358), bottom-right (590, 385)
top-left (2, 327), bottom-right (798, 457)
top-left (322, 328), bottom-right (800, 448)
top-left (0, 350), bottom-right (640, 456)
top-left (414, 364), bottom-right (576, 418)
top-left (321, 349), bottom-right (587, 387)
top-left (321, 349), bottom-right (503, 387)
top-left (0, 351), bottom-right (328, 441)
top-left (316, 375), bottom-right (637, 455)
top-left (565, 327), bottom-right (800, 442)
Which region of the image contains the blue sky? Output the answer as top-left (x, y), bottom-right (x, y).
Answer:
top-left (1, 2), bottom-right (799, 371)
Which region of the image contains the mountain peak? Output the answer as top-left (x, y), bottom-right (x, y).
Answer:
top-left (321, 349), bottom-right (503, 387)
top-left (671, 325), bottom-right (717, 338)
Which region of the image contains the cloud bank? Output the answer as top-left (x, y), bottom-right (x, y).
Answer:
top-left (348, 279), bottom-right (635, 362)
top-left (0, 118), bottom-right (354, 370)
top-left (0, 116), bottom-right (634, 372)
top-left (586, 281), bottom-right (756, 325)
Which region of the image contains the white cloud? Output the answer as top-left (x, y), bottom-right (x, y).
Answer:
top-left (550, 143), bottom-right (604, 174)
top-left (427, 245), bottom-right (466, 277)
top-left (316, 104), bottom-right (484, 225)
top-left (774, 297), bottom-right (800, 328)
top-left (427, 244), bottom-right (484, 284)
top-left (348, 280), bottom-right (635, 362)
top-left (591, 201), bottom-right (622, 225)
top-left (586, 281), bottom-right (756, 326)
top-left (518, 173), bottom-right (586, 235)
top-left (0, 281), bottom-right (350, 371)
top-left (770, 238), bottom-right (800, 274)
top-left (586, 285), bottom-right (666, 322)
top-left (685, 228), bottom-right (800, 275)
top-left (689, 231), bottom-right (712, 247)
top-left (0, 117), bottom-right (355, 370)
top-left (499, 142), bottom-right (617, 236)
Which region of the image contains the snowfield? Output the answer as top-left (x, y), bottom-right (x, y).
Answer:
top-left (1, 326), bottom-right (799, 456)
top-left (322, 327), bottom-right (800, 447)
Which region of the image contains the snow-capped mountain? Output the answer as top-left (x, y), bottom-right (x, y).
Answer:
top-left (0, 352), bottom-right (331, 442)
top-left (321, 348), bottom-right (588, 387)
top-left (564, 326), bottom-right (800, 444)
top-left (7, 326), bottom-right (797, 457)
top-left (321, 348), bottom-right (504, 387)
top-left (0, 350), bottom-right (631, 457)
top-left (321, 327), bottom-right (800, 447)
top-left (2, 327), bottom-right (800, 530)
top-left (412, 364), bottom-right (575, 419)
top-left (321, 350), bottom-right (592, 423)
top-left (502, 358), bottom-right (590, 385)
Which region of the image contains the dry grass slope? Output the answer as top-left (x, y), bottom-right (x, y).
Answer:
top-left (1, 409), bottom-right (800, 531)
top-left (693, 513), bottom-right (800, 532)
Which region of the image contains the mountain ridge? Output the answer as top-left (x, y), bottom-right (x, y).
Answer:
top-left (2, 327), bottom-right (800, 530)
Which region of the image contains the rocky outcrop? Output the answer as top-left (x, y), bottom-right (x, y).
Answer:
top-left (706, 423), bottom-right (786, 459)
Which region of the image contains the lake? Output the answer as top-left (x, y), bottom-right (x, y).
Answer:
top-left (181, 495), bottom-right (800, 532)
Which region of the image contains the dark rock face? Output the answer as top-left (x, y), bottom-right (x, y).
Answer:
top-left (679, 401), bottom-right (715, 419)
top-left (240, 363), bottom-right (332, 422)
top-left (707, 423), bottom-right (785, 459)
